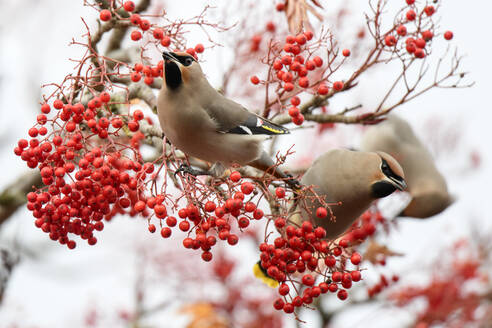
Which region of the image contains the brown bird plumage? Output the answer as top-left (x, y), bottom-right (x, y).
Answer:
top-left (294, 149), bottom-right (406, 239)
top-left (361, 114), bottom-right (453, 218)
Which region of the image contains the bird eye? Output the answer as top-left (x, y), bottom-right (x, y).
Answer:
top-left (184, 57), bottom-right (194, 66)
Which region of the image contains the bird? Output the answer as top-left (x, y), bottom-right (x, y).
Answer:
top-left (157, 51), bottom-right (295, 184)
top-left (292, 149), bottom-right (406, 239)
top-left (360, 114), bottom-right (453, 218)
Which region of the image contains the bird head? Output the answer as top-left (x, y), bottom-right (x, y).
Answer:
top-left (370, 151), bottom-right (407, 198)
top-left (162, 51), bottom-right (201, 90)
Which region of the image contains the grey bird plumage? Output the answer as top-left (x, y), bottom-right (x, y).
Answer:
top-left (294, 149), bottom-right (406, 239)
top-left (157, 51), bottom-right (292, 180)
top-left (361, 114), bottom-right (453, 218)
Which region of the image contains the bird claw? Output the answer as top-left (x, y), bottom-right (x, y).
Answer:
top-left (285, 174), bottom-right (302, 190)
top-left (174, 164), bottom-right (209, 177)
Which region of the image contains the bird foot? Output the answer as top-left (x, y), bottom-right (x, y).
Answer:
top-left (285, 174), bottom-right (302, 190)
top-left (174, 164), bottom-right (211, 177)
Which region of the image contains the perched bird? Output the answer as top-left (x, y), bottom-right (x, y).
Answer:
top-left (157, 51), bottom-right (293, 182)
top-left (361, 114), bottom-right (453, 218)
top-left (294, 149), bottom-right (406, 239)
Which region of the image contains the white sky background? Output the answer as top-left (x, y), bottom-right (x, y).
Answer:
top-left (0, 0), bottom-right (491, 327)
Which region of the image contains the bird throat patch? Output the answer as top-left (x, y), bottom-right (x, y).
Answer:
top-left (164, 61), bottom-right (182, 90)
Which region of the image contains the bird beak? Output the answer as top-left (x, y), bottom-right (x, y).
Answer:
top-left (162, 51), bottom-right (179, 63)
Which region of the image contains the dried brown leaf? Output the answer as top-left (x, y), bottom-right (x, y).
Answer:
top-left (364, 240), bottom-right (404, 264)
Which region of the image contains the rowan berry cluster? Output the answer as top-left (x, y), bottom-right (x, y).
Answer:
top-left (383, 1), bottom-right (453, 59)
top-left (260, 219), bottom-right (363, 313)
top-left (14, 1), bottom-right (217, 250)
top-left (250, 30), bottom-right (346, 126)
top-left (15, 93), bottom-right (150, 249)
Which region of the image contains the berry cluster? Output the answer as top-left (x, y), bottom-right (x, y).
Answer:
top-left (250, 31), bottom-right (346, 126)
top-left (383, 1), bottom-right (453, 59)
top-left (15, 93), bottom-right (151, 249)
top-left (258, 219), bottom-right (363, 313)
top-left (145, 171), bottom-right (271, 262)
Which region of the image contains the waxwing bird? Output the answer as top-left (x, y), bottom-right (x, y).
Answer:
top-left (294, 149), bottom-right (406, 239)
top-left (157, 51), bottom-right (295, 184)
top-left (361, 114), bottom-right (453, 218)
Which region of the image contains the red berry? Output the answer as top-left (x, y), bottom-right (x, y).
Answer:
top-left (253, 209), bottom-right (264, 220)
top-left (290, 96), bottom-right (300, 106)
top-left (179, 220), bottom-right (190, 232)
top-left (130, 72), bottom-right (141, 82)
top-left (134, 200), bottom-right (146, 212)
top-left (133, 109), bottom-right (144, 121)
top-left (273, 298), bottom-right (284, 310)
top-left (421, 30), bottom-right (433, 41)
top-left (160, 227), bottom-right (172, 238)
top-left (288, 106), bottom-right (299, 117)
top-left (53, 99), bottom-right (64, 109)
top-left (161, 36), bottom-right (171, 47)
top-left (275, 1), bottom-right (287, 10)
top-left (195, 43), bottom-right (204, 53)
top-left (333, 81), bottom-right (344, 91)
top-left (274, 217), bottom-right (286, 228)
top-left (332, 271), bottom-right (342, 282)
top-left (201, 251), bottom-right (213, 262)
top-left (283, 303), bottom-right (294, 313)
top-left (131, 30), bottom-right (142, 41)
top-left (295, 34), bottom-right (306, 45)
top-left (406, 0), bottom-right (415, 4)
top-left (316, 207), bottom-right (327, 219)
top-left (275, 187), bottom-right (286, 198)
top-left (337, 289), bottom-right (348, 300)
top-left (227, 234), bottom-right (238, 245)
top-left (414, 48), bottom-right (425, 59)
top-left (278, 283), bottom-right (290, 296)
top-left (41, 103), bottom-right (51, 114)
top-left (292, 113), bottom-right (304, 125)
top-left (298, 77), bottom-right (309, 88)
top-left (123, 1), bottom-right (135, 11)
top-left (304, 31), bottom-right (314, 40)
top-left (148, 224), bottom-right (156, 233)
top-left (342, 49), bottom-right (351, 57)
top-left (273, 60), bottom-right (283, 70)
top-left (351, 270), bottom-right (362, 282)
top-left (153, 28), bottom-right (164, 40)
top-left (139, 19), bottom-right (150, 31)
top-left (130, 13), bottom-right (141, 25)
top-left (444, 31), bottom-right (453, 40)
top-left (99, 9), bottom-right (112, 21)
top-left (313, 56), bottom-right (323, 67)
top-left (166, 216), bottom-right (177, 227)
top-left (415, 38), bottom-right (426, 49)
top-left (285, 35), bottom-right (296, 44)
top-left (406, 9), bottom-right (416, 21)
top-left (154, 204), bottom-right (167, 218)
top-left (281, 55), bottom-right (292, 65)
top-left (384, 35), bottom-right (397, 47)
top-left (283, 82), bottom-right (294, 92)
top-left (318, 83), bottom-right (329, 95)
top-left (230, 171), bottom-right (241, 182)
top-left (302, 274), bottom-right (315, 286)
top-left (250, 76), bottom-right (260, 85)
top-left (397, 25), bottom-right (407, 36)
top-left (324, 256), bottom-right (336, 267)
top-left (351, 252), bottom-right (362, 265)
top-left (424, 6), bottom-right (435, 16)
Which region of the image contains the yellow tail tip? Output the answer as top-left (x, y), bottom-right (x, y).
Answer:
top-left (253, 262), bottom-right (279, 288)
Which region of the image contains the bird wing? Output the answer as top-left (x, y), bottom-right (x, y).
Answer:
top-left (204, 96), bottom-right (289, 136)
